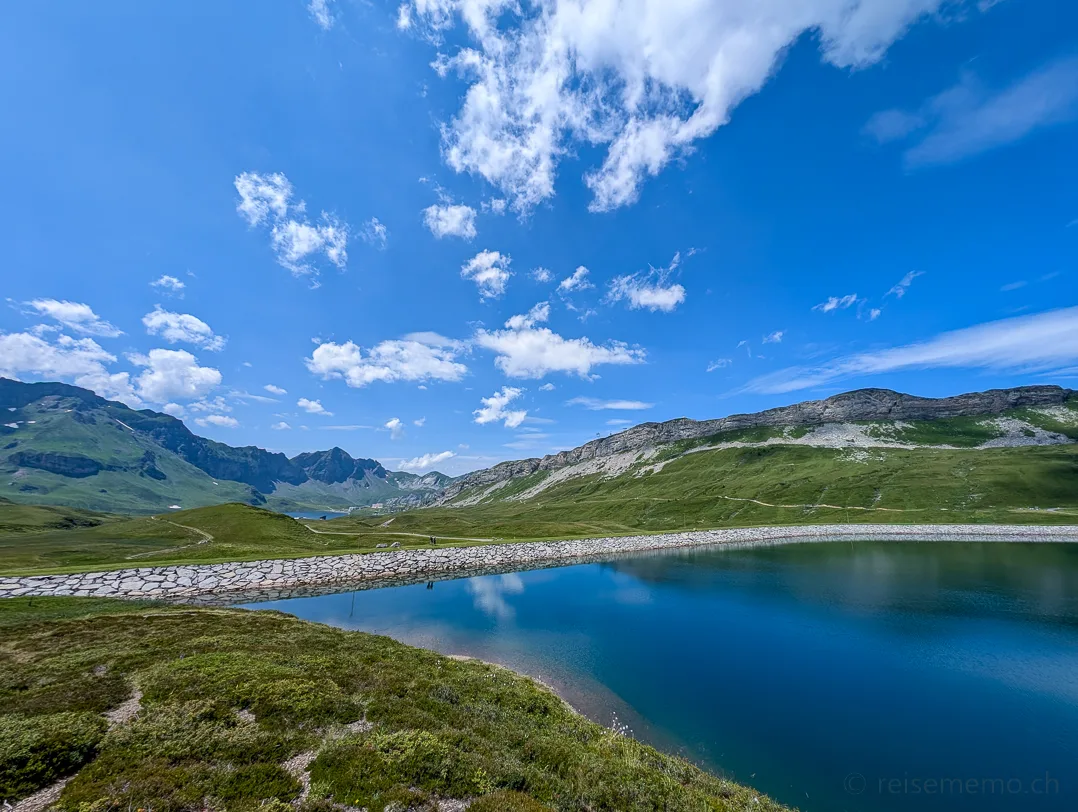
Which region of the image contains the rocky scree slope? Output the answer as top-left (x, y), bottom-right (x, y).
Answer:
top-left (439, 386), bottom-right (1075, 501)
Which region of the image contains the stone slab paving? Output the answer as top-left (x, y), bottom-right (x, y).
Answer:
top-left (3, 524), bottom-right (1077, 605)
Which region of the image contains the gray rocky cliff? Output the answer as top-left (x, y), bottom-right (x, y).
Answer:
top-left (441, 386), bottom-right (1073, 499)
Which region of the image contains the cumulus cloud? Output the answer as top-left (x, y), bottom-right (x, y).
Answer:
top-left (306, 333), bottom-right (467, 387)
top-left (162, 403), bottom-right (185, 417)
top-left (763, 331), bottom-right (784, 344)
top-left (461, 249), bottom-right (512, 299)
top-left (558, 266), bottom-right (593, 293)
top-left (189, 396), bottom-right (232, 414)
top-left (423, 202), bottom-right (477, 239)
top-left (385, 417), bottom-right (405, 439)
top-left (142, 306), bottom-right (226, 351)
top-left (298, 397), bottom-right (333, 415)
top-left (360, 217), bottom-right (389, 249)
top-left (887, 270), bottom-right (924, 298)
top-left (813, 293), bottom-right (860, 313)
top-left (402, 0), bottom-right (969, 212)
top-left (234, 171), bottom-right (349, 281)
top-left (308, 0), bottom-right (334, 29)
top-left (483, 198), bottom-right (508, 215)
top-left (151, 275), bottom-right (185, 295)
top-left (271, 421), bottom-right (291, 430)
top-left (264, 384), bottom-right (287, 395)
top-left (539, 382), bottom-right (556, 391)
top-left (129, 349), bottom-right (222, 404)
top-left (397, 450), bottom-right (456, 473)
top-left (566, 397), bottom-right (653, 410)
top-left (742, 306), bottom-right (1078, 394)
top-left (474, 386), bottom-right (528, 428)
top-left (475, 305), bottom-right (645, 379)
top-left (25, 299), bottom-right (122, 338)
top-left (0, 330), bottom-right (140, 406)
top-left (531, 267), bottom-right (553, 283)
top-left (414, 417), bottom-right (427, 426)
top-left (195, 414), bottom-right (239, 429)
top-left (865, 57), bottom-right (1078, 168)
top-left (605, 252), bottom-right (686, 312)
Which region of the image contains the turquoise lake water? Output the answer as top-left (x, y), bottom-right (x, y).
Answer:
top-left (242, 541), bottom-right (1078, 811)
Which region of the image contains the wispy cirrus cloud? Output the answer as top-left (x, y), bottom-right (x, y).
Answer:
top-left (741, 306), bottom-right (1078, 395)
top-left (865, 56), bottom-right (1078, 168)
top-left (566, 397), bottom-right (653, 411)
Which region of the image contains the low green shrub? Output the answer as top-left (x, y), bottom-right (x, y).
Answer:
top-left (0, 712), bottom-right (106, 802)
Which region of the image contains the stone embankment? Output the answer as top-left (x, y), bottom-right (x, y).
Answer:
top-left (2, 524), bottom-right (1077, 604)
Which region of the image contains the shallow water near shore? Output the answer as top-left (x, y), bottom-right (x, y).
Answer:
top-left (241, 540), bottom-right (1078, 812)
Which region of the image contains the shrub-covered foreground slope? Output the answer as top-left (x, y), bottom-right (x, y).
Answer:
top-left (0, 598), bottom-right (790, 812)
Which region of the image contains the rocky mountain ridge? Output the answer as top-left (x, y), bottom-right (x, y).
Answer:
top-left (440, 385), bottom-right (1074, 499)
top-left (0, 378), bottom-right (452, 513)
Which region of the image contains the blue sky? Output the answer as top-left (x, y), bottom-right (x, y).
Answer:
top-left (1, 0), bottom-right (1076, 476)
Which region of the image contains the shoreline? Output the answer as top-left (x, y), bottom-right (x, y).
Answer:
top-left (3, 523), bottom-right (1077, 603)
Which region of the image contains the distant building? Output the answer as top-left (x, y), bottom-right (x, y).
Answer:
top-left (370, 502), bottom-right (384, 509)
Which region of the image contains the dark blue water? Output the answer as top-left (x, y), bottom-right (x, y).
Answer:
top-left (242, 541), bottom-right (1078, 812)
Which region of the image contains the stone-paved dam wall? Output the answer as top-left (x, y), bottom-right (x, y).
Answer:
top-left (2, 524), bottom-right (1077, 604)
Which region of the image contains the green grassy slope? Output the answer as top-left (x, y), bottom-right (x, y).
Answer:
top-left (0, 597), bottom-right (790, 812)
top-left (335, 442), bottom-right (1078, 539)
top-left (0, 503), bottom-right (459, 575)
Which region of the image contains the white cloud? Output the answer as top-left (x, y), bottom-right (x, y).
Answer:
top-left (531, 267), bottom-right (553, 283)
top-left (606, 418), bottom-right (634, 426)
top-left (271, 215), bottom-right (349, 277)
top-left (1001, 280), bottom-right (1027, 292)
top-left (306, 334), bottom-right (468, 387)
top-left (404, 0), bottom-right (965, 213)
top-left (271, 421), bottom-right (292, 430)
top-left (414, 417), bottom-right (427, 426)
top-left (142, 306), bottom-right (226, 351)
top-left (195, 414), bottom-right (239, 429)
top-left (397, 450), bottom-right (456, 473)
top-left (605, 253), bottom-right (686, 313)
top-left (0, 330), bottom-right (140, 406)
top-left (539, 382), bottom-right (555, 391)
top-left (151, 275), bottom-right (185, 295)
top-left (763, 331), bottom-right (784, 344)
top-left (308, 0), bottom-right (334, 29)
top-left (189, 396), bottom-right (232, 413)
top-left (234, 171), bottom-right (349, 280)
top-left (866, 57), bottom-right (1078, 168)
top-left (869, 308), bottom-right (882, 321)
top-left (707, 358), bottom-right (733, 372)
top-left (742, 306), bottom-right (1078, 394)
top-left (558, 266), bottom-right (593, 293)
top-left (264, 384), bottom-right (287, 395)
top-left (360, 217), bottom-right (389, 249)
top-left (504, 301), bottom-right (550, 330)
top-left (423, 203), bottom-right (477, 239)
top-left (461, 249), bottom-right (512, 299)
top-left (813, 293), bottom-right (860, 313)
top-left (483, 198), bottom-right (508, 215)
top-left (298, 397), bottom-right (333, 416)
top-left (163, 403), bottom-right (185, 417)
top-left (475, 307), bottom-right (645, 379)
top-left (397, 2), bottom-right (413, 30)
top-left (26, 299), bottom-right (122, 338)
top-left (234, 171), bottom-right (292, 226)
top-left (887, 270), bottom-right (924, 298)
top-left (567, 397), bottom-right (653, 410)
top-left (474, 386), bottom-right (527, 428)
top-left (385, 417), bottom-right (405, 439)
top-left (129, 349), bottom-right (222, 404)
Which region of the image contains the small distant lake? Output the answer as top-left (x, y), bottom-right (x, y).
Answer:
top-left (241, 541), bottom-right (1078, 812)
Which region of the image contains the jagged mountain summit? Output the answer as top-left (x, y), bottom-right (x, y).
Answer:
top-left (438, 385), bottom-right (1077, 505)
top-left (0, 378), bottom-right (452, 514)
